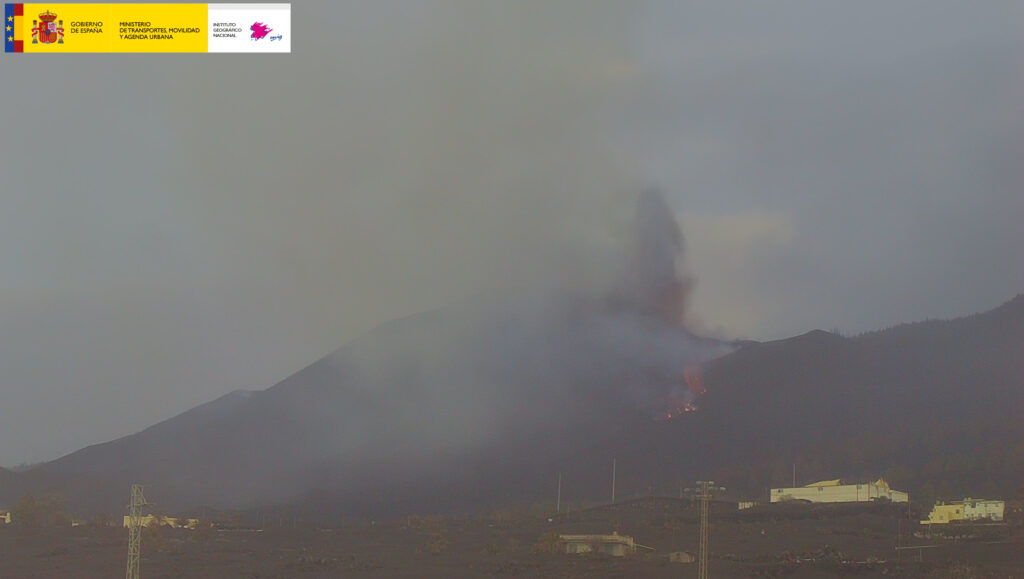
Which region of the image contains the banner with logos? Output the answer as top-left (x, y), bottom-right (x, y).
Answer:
top-left (4, 3), bottom-right (290, 52)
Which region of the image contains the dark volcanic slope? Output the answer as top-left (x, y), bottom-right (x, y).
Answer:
top-left (17, 294), bottom-right (731, 515)
top-left (11, 292), bottom-right (1024, 516)
top-left (0, 467), bottom-right (18, 491)
top-left (579, 295), bottom-right (1024, 505)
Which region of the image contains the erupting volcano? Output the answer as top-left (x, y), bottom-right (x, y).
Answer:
top-left (20, 189), bottom-right (737, 515)
top-left (615, 189), bottom-right (719, 420)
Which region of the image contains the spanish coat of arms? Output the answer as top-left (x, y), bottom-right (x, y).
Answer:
top-left (33, 10), bottom-right (64, 44)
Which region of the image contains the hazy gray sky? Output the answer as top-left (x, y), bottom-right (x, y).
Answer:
top-left (2, 1), bottom-right (1022, 464)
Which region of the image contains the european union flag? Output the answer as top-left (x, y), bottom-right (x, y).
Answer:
top-left (5, 3), bottom-right (24, 53)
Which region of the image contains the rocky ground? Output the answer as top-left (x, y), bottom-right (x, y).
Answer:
top-left (0, 499), bottom-right (1020, 578)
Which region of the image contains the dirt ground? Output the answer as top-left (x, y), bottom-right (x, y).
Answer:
top-left (0, 500), bottom-right (1020, 578)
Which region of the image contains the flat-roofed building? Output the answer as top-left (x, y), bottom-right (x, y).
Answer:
top-left (770, 478), bottom-right (908, 504)
top-left (922, 498), bottom-right (1004, 524)
top-left (122, 515), bottom-right (200, 529)
top-left (921, 503), bottom-right (964, 525)
top-left (963, 498), bottom-right (1004, 522)
top-left (559, 532), bottom-right (652, 557)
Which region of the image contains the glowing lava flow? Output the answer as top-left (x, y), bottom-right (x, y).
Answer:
top-left (684, 364), bottom-right (706, 396)
top-left (654, 363), bottom-right (706, 421)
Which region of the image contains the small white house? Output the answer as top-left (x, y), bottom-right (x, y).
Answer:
top-left (122, 515), bottom-right (200, 529)
top-left (770, 478), bottom-right (908, 504)
top-left (962, 498), bottom-right (1004, 522)
top-left (560, 532), bottom-right (653, 557)
top-left (0, 510), bottom-right (11, 524)
top-left (669, 551), bottom-right (696, 563)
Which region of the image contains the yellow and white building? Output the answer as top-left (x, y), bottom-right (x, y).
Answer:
top-left (122, 515), bottom-right (200, 529)
top-left (921, 498), bottom-right (1004, 524)
top-left (770, 478), bottom-right (909, 504)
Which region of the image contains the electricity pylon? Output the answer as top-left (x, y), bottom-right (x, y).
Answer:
top-left (126, 484), bottom-right (148, 579)
top-left (695, 480), bottom-right (724, 579)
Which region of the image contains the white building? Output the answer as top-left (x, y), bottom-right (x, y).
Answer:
top-left (122, 515), bottom-right (200, 529)
top-left (559, 532), bottom-right (653, 557)
top-left (0, 510), bottom-right (10, 524)
top-left (770, 478), bottom-right (908, 504)
top-left (962, 498), bottom-right (1004, 522)
top-left (922, 498), bottom-right (1005, 524)
top-left (669, 551), bottom-right (696, 563)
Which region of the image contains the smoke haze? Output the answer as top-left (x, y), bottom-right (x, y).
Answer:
top-left (1, 1), bottom-right (1022, 467)
top-left (27, 185), bottom-right (734, 512)
top-left (171, 0), bottom-right (647, 334)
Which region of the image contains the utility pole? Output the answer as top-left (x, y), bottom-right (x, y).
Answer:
top-left (695, 480), bottom-right (724, 579)
top-left (897, 518), bottom-right (902, 564)
top-left (611, 458), bottom-right (617, 504)
top-left (556, 472), bottom-right (562, 514)
top-left (126, 483), bottom-right (149, 579)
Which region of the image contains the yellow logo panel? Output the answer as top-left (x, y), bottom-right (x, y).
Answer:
top-left (6, 3), bottom-right (289, 53)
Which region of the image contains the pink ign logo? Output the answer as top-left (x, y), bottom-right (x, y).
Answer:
top-left (250, 22), bottom-right (272, 40)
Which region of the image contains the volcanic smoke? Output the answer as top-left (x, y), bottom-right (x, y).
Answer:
top-left (618, 189), bottom-right (694, 326)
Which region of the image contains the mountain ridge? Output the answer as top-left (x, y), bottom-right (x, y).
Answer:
top-left (4, 292), bottom-right (1022, 516)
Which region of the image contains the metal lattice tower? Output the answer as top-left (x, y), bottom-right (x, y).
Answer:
top-left (696, 480), bottom-right (716, 579)
top-left (126, 484), bottom-right (148, 579)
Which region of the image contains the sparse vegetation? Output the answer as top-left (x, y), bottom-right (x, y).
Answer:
top-left (188, 519), bottom-right (214, 543)
top-left (87, 513), bottom-right (115, 528)
top-left (533, 530), bottom-right (561, 554)
top-left (11, 494), bottom-right (68, 527)
top-left (425, 533), bottom-right (450, 554)
top-left (142, 521), bottom-right (166, 550)
top-left (0, 503), bottom-right (1020, 577)
top-left (948, 562), bottom-right (977, 579)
